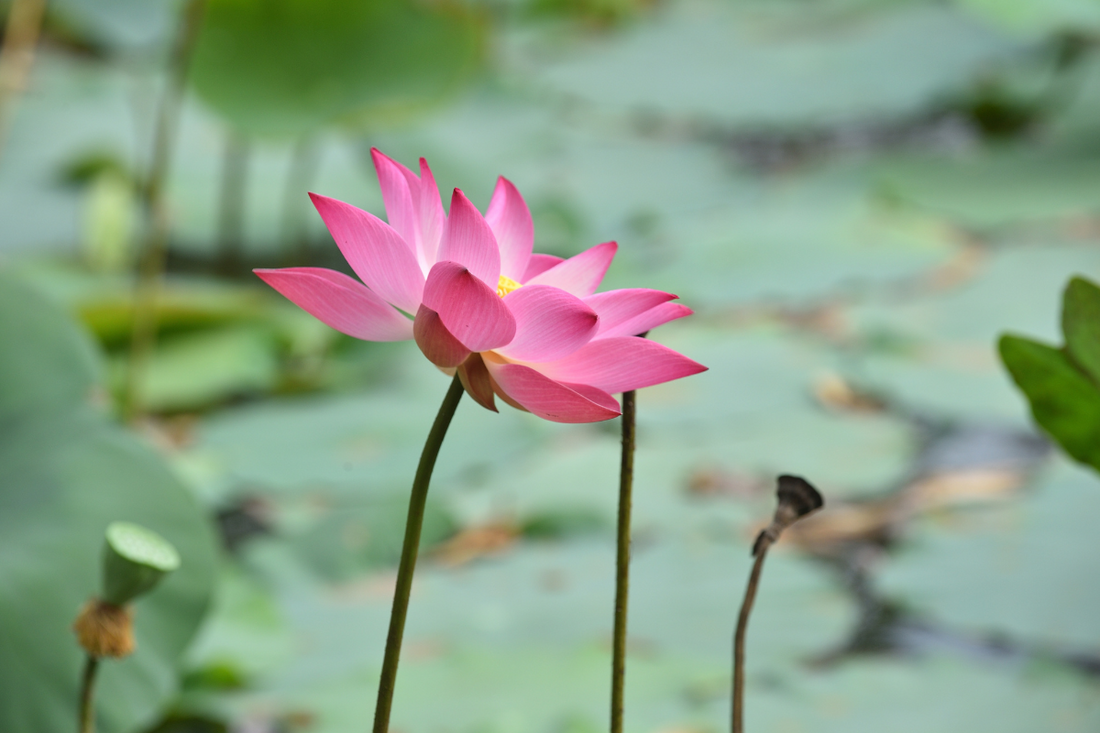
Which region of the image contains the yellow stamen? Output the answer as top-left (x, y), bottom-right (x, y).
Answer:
top-left (497, 275), bottom-right (522, 298)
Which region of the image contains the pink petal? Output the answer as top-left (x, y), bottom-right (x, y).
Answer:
top-left (416, 157), bottom-right (445, 266)
top-left (436, 188), bottom-right (501, 288)
top-left (370, 148), bottom-right (419, 255)
top-left (597, 302), bottom-right (694, 339)
top-left (584, 288), bottom-right (678, 337)
top-left (484, 359), bottom-right (621, 423)
top-left (254, 267), bottom-right (413, 341)
top-left (422, 261), bottom-right (516, 352)
top-left (524, 241), bottom-right (617, 297)
top-left (485, 176), bottom-right (533, 282)
top-left (559, 380), bottom-right (622, 414)
top-left (522, 253), bottom-right (564, 282)
top-left (537, 336), bottom-right (706, 394)
top-left (413, 304), bottom-right (471, 368)
top-left (458, 353), bottom-right (497, 412)
top-left (309, 193), bottom-right (424, 314)
top-left (496, 284), bottom-right (599, 362)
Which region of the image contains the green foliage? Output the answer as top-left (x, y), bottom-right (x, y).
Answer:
top-left (999, 275), bottom-right (1100, 473)
top-left (0, 274), bottom-right (219, 733)
top-left (108, 326), bottom-right (281, 413)
top-left (519, 506), bottom-right (609, 540)
top-left (292, 495), bottom-right (457, 582)
top-left (189, 0), bottom-right (486, 138)
top-left (1061, 276), bottom-right (1100, 382)
top-left (959, 0), bottom-right (1100, 37)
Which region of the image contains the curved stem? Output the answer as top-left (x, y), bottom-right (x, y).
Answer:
top-left (732, 541), bottom-right (770, 733)
top-left (77, 655), bottom-right (100, 733)
top-left (610, 388), bottom-right (636, 733)
top-left (372, 374), bottom-right (464, 733)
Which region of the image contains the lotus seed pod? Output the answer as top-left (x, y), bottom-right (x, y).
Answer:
top-left (775, 475), bottom-right (823, 523)
top-left (751, 475), bottom-right (824, 556)
top-left (101, 522), bottom-right (180, 606)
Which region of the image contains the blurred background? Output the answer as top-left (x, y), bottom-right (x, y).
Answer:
top-left (2, 0), bottom-right (1100, 731)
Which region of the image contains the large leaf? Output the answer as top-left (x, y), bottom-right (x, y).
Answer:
top-left (998, 333), bottom-right (1100, 471)
top-left (0, 272), bottom-right (100, 421)
top-left (0, 274), bottom-right (219, 733)
top-left (189, 0), bottom-right (485, 138)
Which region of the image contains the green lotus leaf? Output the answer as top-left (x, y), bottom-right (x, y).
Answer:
top-left (189, 0), bottom-right (485, 138)
top-left (0, 274), bottom-right (219, 733)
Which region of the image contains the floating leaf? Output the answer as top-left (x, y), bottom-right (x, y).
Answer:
top-left (109, 326), bottom-right (280, 413)
top-left (530, 3), bottom-right (1021, 127)
top-left (880, 458), bottom-right (1100, 649)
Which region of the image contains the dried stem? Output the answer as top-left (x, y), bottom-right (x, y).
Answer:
top-left (731, 540), bottom-right (770, 733)
top-left (121, 0), bottom-right (207, 422)
top-left (731, 475), bottom-right (823, 733)
top-left (77, 655), bottom-right (99, 733)
top-left (610, 388), bottom-right (636, 733)
top-left (373, 374), bottom-right (465, 733)
top-left (0, 0), bottom-right (47, 162)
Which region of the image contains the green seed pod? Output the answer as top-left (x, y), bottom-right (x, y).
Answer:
top-left (101, 522), bottom-right (181, 606)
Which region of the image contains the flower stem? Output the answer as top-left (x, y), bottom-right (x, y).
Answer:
top-left (610, 388), bottom-right (636, 733)
top-left (372, 373), bottom-right (464, 733)
top-left (77, 655), bottom-right (100, 733)
top-left (732, 539), bottom-right (771, 733)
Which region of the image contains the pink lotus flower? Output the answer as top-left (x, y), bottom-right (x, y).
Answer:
top-left (255, 149), bottom-right (705, 422)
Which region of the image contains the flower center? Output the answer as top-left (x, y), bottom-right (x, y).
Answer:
top-left (497, 275), bottom-right (522, 298)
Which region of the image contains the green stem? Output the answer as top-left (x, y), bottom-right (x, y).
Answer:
top-left (120, 0), bottom-right (208, 422)
top-left (281, 134), bottom-right (321, 265)
top-left (610, 388), bottom-right (636, 733)
top-left (732, 540), bottom-right (771, 733)
top-left (77, 655), bottom-right (99, 733)
top-left (216, 130), bottom-right (250, 277)
top-left (372, 374), bottom-right (464, 733)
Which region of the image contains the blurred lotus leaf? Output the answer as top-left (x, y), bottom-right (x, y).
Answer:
top-left (0, 273), bottom-right (219, 733)
top-left (999, 275), bottom-right (1100, 474)
top-left (189, 0), bottom-right (486, 138)
top-left (48, 0), bottom-right (181, 50)
top-left (959, 0), bottom-right (1100, 37)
